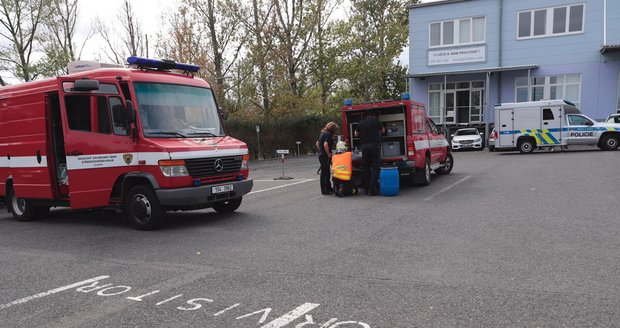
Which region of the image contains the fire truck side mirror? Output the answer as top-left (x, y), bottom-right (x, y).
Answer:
top-left (125, 100), bottom-right (136, 123)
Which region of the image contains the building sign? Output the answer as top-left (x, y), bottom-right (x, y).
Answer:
top-left (428, 45), bottom-right (486, 66)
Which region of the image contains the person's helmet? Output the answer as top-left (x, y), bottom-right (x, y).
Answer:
top-left (336, 141), bottom-right (347, 154)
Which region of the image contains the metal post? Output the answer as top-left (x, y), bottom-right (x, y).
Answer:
top-left (256, 125), bottom-right (261, 159)
top-left (485, 72), bottom-right (491, 145)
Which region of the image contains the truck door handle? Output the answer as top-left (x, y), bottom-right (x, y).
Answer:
top-left (543, 122), bottom-right (549, 125)
top-left (501, 124), bottom-right (506, 127)
top-left (67, 151), bottom-right (83, 156)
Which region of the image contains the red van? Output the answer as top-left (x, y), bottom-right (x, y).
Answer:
top-left (341, 95), bottom-right (453, 186)
top-left (0, 57), bottom-right (252, 230)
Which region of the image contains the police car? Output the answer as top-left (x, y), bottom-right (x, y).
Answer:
top-left (494, 100), bottom-right (620, 153)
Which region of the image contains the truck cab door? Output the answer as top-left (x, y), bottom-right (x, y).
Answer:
top-left (57, 78), bottom-right (136, 209)
top-left (566, 114), bottom-right (597, 145)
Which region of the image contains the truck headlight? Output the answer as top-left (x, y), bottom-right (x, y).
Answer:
top-left (159, 160), bottom-right (189, 177)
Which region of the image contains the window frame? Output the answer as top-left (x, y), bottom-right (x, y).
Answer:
top-left (517, 3), bottom-right (585, 40)
top-left (428, 16), bottom-right (486, 48)
top-left (514, 74), bottom-right (581, 108)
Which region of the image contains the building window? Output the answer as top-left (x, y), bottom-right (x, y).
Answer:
top-left (429, 16), bottom-right (485, 47)
top-left (518, 4), bottom-right (584, 39)
top-left (515, 74), bottom-right (581, 108)
top-left (428, 81), bottom-right (485, 124)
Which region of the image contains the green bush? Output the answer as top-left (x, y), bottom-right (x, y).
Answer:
top-left (225, 113), bottom-right (340, 159)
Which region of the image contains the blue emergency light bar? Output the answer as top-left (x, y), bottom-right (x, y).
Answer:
top-left (127, 56), bottom-right (200, 73)
top-left (402, 93), bottom-right (410, 100)
top-left (344, 99), bottom-right (353, 106)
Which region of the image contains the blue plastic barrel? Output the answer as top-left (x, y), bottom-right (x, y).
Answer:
top-left (379, 167), bottom-right (399, 196)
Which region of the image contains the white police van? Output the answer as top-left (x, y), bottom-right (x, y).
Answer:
top-left (494, 100), bottom-right (620, 153)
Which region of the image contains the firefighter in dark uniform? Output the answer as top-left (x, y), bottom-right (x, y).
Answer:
top-left (355, 110), bottom-right (384, 195)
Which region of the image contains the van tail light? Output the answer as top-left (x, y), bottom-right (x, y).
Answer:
top-left (407, 138), bottom-right (415, 157)
top-left (240, 154), bottom-right (250, 178)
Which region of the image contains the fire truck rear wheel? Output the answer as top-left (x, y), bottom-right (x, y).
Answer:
top-left (414, 156), bottom-right (431, 186)
top-left (212, 197), bottom-right (243, 213)
top-left (124, 185), bottom-right (164, 230)
top-left (7, 187), bottom-right (38, 222)
top-left (435, 152), bottom-right (454, 175)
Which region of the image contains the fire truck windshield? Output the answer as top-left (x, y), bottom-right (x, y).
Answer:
top-left (134, 83), bottom-right (224, 138)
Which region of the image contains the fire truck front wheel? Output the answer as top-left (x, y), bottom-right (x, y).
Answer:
top-left (212, 197), bottom-right (243, 213)
top-left (7, 187), bottom-right (48, 222)
top-left (124, 185), bottom-right (165, 230)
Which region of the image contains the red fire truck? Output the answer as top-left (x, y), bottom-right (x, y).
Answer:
top-left (0, 57), bottom-right (252, 230)
top-left (341, 94), bottom-right (453, 186)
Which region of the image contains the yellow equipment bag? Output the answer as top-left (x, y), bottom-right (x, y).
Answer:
top-left (332, 152), bottom-right (352, 181)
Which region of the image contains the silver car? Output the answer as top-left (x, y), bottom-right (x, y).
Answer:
top-left (451, 128), bottom-right (483, 150)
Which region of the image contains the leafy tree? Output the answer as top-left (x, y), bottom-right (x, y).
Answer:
top-left (0, 0), bottom-right (50, 82)
top-left (189, 0), bottom-right (245, 111)
top-left (335, 0), bottom-right (411, 102)
top-left (38, 0), bottom-right (92, 77)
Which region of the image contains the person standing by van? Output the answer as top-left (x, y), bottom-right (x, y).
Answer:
top-left (355, 110), bottom-right (384, 195)
top-left (317, 122), bottom-right (338, 194)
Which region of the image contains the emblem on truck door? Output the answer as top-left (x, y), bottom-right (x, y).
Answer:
top-left (123, 154), bottom-right (133, 165)
top-left (214, 159), bottom-right (224, 172)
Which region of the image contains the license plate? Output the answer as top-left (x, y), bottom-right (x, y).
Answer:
top-left (212, 184), bottom-right (233, 194)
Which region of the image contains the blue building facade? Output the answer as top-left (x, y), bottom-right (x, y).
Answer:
top-left (409, 0), bottom-right (620, 133)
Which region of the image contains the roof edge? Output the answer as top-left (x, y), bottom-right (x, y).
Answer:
top-left (408, 65), bottom-right (539, 78)
top-left (408, 0), bottom-right (471, 10)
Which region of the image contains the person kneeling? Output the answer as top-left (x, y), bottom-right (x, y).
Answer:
top-left (331, 144), bottom-right (358, 197)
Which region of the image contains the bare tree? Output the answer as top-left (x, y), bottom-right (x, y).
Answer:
top-left (39, 0), bottom-right (93, 76)
top-left (97, 0), bottom-right (144, 64)
top-left (233, 0), bottom-right (277, 118)
top-left (0, 0), bottom-right (50, 82)
top-left (273, 0), bottom-right (316, 99)
top-left (311, 0), bottom-right (342, 114)
top-left (189, 0), bottom-right (244, 106)
top-left (156, 5), bottom-right (212, 79)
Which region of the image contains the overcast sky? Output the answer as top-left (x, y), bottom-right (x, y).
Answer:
top-left (3, 0), bottom-right (442, 82)
top-left (77, 0), bottom-right (429, 64)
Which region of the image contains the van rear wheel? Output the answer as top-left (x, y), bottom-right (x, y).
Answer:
top-left (124, 185), bottom-right (164, 230)
top-left (435, 152), bottom-right (453, 175)
top-left (518, 139), bottom-right (535, 154)
top-left (7, 187), bottom-right (46, 221)
top-left (413, 157), bottom-right (431, 186)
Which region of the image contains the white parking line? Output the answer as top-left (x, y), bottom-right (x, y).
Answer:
top-left (248, 179), bottom-right (316, 195)
top-left (260, 303), bottom-right (321, 328)
top-left (424, 175), bottom-right (472, 201)
top-left (0, 276), bottom-right (110, 310)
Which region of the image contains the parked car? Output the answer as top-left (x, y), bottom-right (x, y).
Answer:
top-left (488, 127), bottom-right (497, 151)
top-left (606, 113), bottom-right (620, 124)
top-left (451, 128), bottom-right (483, 150)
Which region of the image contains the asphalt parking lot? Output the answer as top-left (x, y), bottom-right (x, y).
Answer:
top-left (1, 147), bottom-right (619, 327)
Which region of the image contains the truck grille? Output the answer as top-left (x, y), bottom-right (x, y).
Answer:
top-left (185, 156), bottom-right (243, 178)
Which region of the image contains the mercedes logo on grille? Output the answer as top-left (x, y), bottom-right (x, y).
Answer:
top-left (214, 159), bottom-right (224, 172)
